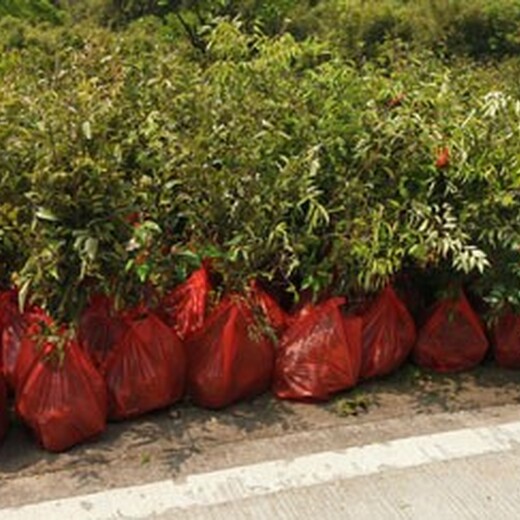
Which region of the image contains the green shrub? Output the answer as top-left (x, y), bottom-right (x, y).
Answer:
top-left (3, 11), bottom-right (520, 321)
top-left (288, 0), bottom-right (520, 61)
top-left (0, 0), bottom-right (63, 23)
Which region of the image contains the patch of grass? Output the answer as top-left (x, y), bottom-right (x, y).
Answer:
top-left (333, 391), bottom-right (372, 417)
top-left (140, 452), bottom-right (151, 465)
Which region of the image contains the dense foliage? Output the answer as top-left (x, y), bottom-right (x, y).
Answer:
top-left (2, 1), bottom-right (520, 323)
top-left (0, 0), bottom-right (62, 23)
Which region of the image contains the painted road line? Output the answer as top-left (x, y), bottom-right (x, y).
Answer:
top-left (3, 420), bottom-right (520, 520)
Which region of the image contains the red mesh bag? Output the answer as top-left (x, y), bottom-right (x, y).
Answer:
top-left (78, 295), bottom-right (127, 369)
top-left (250, 281), bottom-right (289, 336)
top-left (16, 337), bottom-right (107, 452)
top-left (493, 312), bottom-right (520, 369)
top-left (160, 266), bottom-right (210, 340)
top-left (360, 285), bottom-right (416, 379)
top-left (274, 298), bottom-right (362, 402)
top-left (413, 292), bottom-right (489, 372)
top-left (2, 304), bottom-right (53, 391)
top-left (186, 297), bottom-right (274, 409)
top-left (0, 374), bottom-right (7, 442)
top-left (103, 312), bottom-right (186, 420)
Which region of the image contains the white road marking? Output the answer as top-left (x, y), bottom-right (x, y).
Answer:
top-left (3, 420), bottom-right (520, 519)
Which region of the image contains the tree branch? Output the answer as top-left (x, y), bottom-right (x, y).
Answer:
top-left (175, 11), bottom-right (207, 53)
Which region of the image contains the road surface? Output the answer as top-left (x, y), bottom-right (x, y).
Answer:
top-left (2, 365), bottom-right (520, 519)
top-left (2, 403), bottom-right (520, 519)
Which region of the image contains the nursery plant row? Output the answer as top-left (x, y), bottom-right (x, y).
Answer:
top-left (3, 6), bottom-right (520, 453)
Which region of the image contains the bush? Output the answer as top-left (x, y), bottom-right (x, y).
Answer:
top-left (0, 0), bottom-right (63, 24)
top-left (288, 0), bottom-right (520, 60)
top-left (2, 8), bottom-right (520, 324)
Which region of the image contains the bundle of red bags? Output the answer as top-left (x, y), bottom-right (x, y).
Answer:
top-left (16, 333), bottom-right (107, 452)
top-left (274, 298), bottom-right (362, 401)
top-left (187, 296), bottom-right (274, 409)
top-left (493, 312), bottom-right (520, 369)
top-left (0, 373), bottom-right (7, 443)
top-left (413, 291), bottom-right (489, 372)
top-left (360, 285), bottom-right (416, 379)
top-left (103, 310), bottom-right (186, 420)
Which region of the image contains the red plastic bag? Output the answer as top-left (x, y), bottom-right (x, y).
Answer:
top-left (12, 318), bottom-right (47, 394)
top-left (250, 281), bottom-right (289, 335)
top-left (0, 290), bottom-right (17, 326)
top-left (0, 374), bottom-right (7, 442)
top-left (274, 298), bottom-right (362, 402)
top-left (360, 285), bottom-right (416, 379)
top-left (78, 295), bottom-right (127, 368)
top-left (187, 297), bottom-right (274, 409)
top-left (0, 290), bottom-right (18, 373)
top-left (16, 336), bottom-right (107, 452)
top-left (103, 312), bottom-right (186, 420)
top-left (2, 303), bottom-right (53, 391)
top-left (413, 292), bottom-right (489, 372)
top-left (160, 266), bottom-right (210, 340)
top-left (493, 312), bottom-right (520, 369)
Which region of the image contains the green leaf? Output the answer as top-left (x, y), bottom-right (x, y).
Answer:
top-left (35, 208), bottom-right (59, 222)
top-left (85, 237), bottom-right (98, 261)
top-left (82, 121), bottom-right (92, 140)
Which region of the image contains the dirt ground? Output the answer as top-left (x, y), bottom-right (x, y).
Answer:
top-left (1, 360), bottom-right (520, 492)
